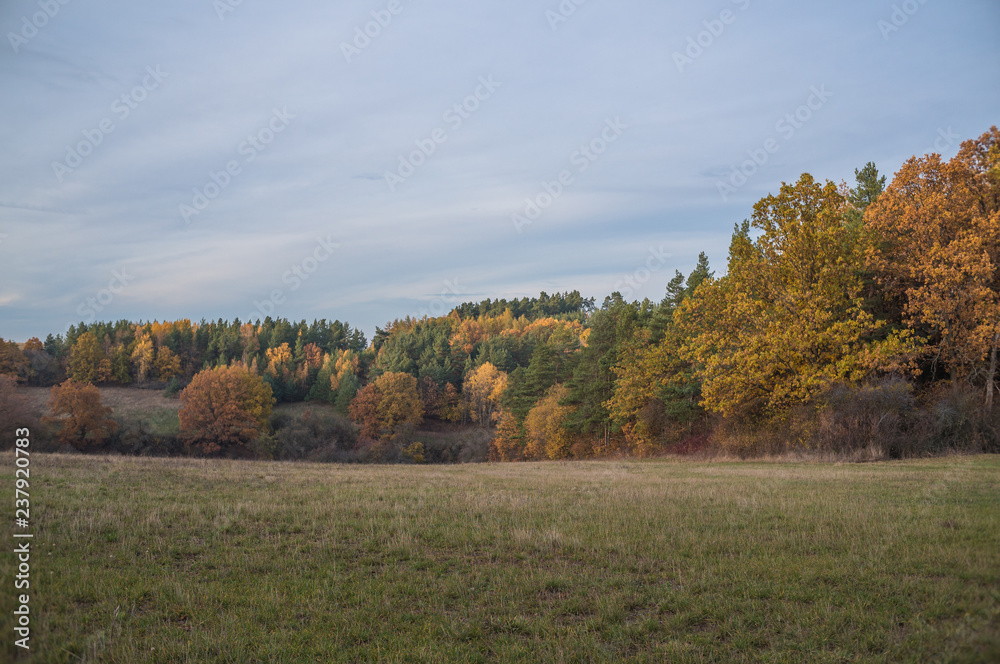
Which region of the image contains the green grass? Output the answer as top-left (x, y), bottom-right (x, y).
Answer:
top-left (2, 455), bottom-right (998, 662)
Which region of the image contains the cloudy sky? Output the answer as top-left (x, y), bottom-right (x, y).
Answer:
top-left (1, 0), bottom-right (997, 342)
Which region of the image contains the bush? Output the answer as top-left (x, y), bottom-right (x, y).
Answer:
top-left (813, 378), bottom-right (918, 458)
top-left (269, 408), bottom-right (358, 461)
top-left (917, 382), bottom-right (1000, 454)
top-left (109, 419), bottom-right (185, 457)
top-left (0, 376), bottom-right (38, 450)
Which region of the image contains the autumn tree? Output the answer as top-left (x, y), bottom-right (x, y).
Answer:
top-left (20, 337), bottom-right (61, 386)
top-left (179, 365), bottom-right (274, 455)
top-left (865, 127), bottom-right (1000, 403)
top-left (607, 330), bottom-right (701, 456)
top-left (0, 339), bottom-right (29, 383)
top-left (155, 346), bottom-right (182, 381)
top-left (489, 409), bottom-right (525, 461)
top-left (68, 332), bottom-right (107, 383)
top-left (463, 362), bottom-right (507, 426)
top-left (683, 174), bottom-right (914, 420)
top-left (439, 382), bottom-right (463, 422)
top-left (131, 332), bottom-right (155, 383)
top-left (524, 384), bottom-right (574, 460)
top-left (44, 379), bottom-right (118, 450)
top-left (348, 372), bottom-right (424, 440)
top-left (418, 376), bottom-right (444, 420)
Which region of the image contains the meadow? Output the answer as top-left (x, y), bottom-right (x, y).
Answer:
top-left (1, 454), bottom-right (998, 662)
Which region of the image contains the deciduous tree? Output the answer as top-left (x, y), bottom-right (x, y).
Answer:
top-left (68, 332), bottom-right (106, 384)
top-left (348, 372), bottom-right (423, 440)
top-left (179, 365), bottom-right (274, 455)
top-left (683, 174), bottom-right (913, 420)
top-left (865, 127), bottom-right (1000, 400)
top-left (131, 332), bottom-right (155, 383)
top-left (524, 384), bottom-right (574, 460)
top-left (489, 409), bottom-right (524, 461)
top-left (463, 362), bottom-right (507, 426)
top-left (155, 346), bottom-right (182, 382)
top-left (0, 338), bottom-right (29, 382)
top-left (44, 379), bottom-right (118, 450)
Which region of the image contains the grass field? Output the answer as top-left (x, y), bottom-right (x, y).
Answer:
top-left (1, 454), bottom-right (998, 662)
top-left (21, 386), bottom-right (183, 436)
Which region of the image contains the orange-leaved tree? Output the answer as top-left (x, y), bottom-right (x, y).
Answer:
top-left (44, 379), bottom-right (118, 450)
top-left (865, 127), bottom-right (1000, 403)
top-left (178, 364), bottom-right (274, 455)
top-left (348, 371), bottom-right (423, 440)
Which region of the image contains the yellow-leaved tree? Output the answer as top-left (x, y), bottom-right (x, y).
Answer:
top-left (130, 332), bottom-right (155, 383)
top-left (463, 362), bottom-right (507, 426)
top-left (524, 384), bottom-right (574, 459)
top-left (682, 173), bottom-right (915, 421)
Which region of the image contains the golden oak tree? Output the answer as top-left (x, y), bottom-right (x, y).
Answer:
top-left (865, 127), bottom-right (1000, 402)
top-left (178, 365), bottom-right (274, 455)
top-left (682, 174), bottom-right (913, 420)
top-left (45, 379), bottom-right (118, 450)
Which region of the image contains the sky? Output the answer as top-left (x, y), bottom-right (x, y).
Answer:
top-left (1, 0), bottom-right (998, 343)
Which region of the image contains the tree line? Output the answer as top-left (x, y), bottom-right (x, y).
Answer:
top-left (2, 127), bottom-right (997, 460)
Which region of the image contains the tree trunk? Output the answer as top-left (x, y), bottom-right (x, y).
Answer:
top-left (987, 328), bottom-right (1000, 409)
